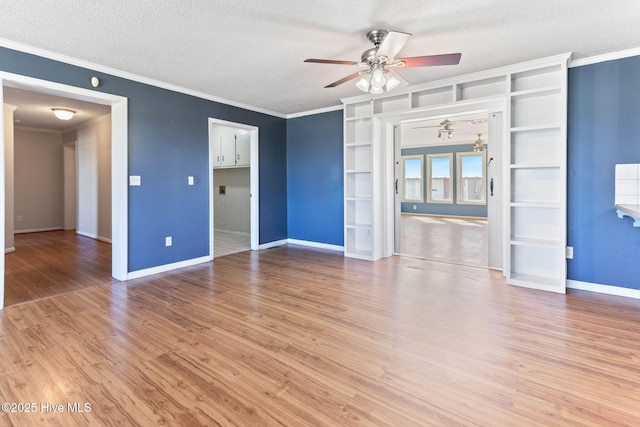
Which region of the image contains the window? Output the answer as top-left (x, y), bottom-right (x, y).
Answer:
top-left (457, 152), bottom-right (486, 204)
top-left (401, 155), bottom-right (423, 202)
top-left (427, 153), bottom-right (453, 204)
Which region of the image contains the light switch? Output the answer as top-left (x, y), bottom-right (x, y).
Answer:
top-left (188, 176), bottom-right (194, 185)
top-left (129, 175), bottom-right (141, 186)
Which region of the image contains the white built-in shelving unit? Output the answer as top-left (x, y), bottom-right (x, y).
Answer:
top-left (342, 54), bottom-right (569, 293)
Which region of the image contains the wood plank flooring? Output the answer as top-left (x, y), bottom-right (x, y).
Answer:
top-left (4, 231), bottom-right (114, 307)
top-left (2, 245), bottom-right (640, 425)
top-left (400, 214), bottom-right (488, 267)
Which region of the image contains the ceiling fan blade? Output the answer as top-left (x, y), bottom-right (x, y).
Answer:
top-left (305, 59), bottom-right (360, 65)
top-left (397, 53), bottom-right (462, 67)
top-left (375, 31), bottom-right (412, 60)
top-left (324, 72), bottom-right (361, 88)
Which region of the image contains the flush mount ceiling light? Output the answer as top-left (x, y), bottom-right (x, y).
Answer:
top-left (51, 108), bottom-right (76, 120)
top-left (305, 29), bottom-right (461, 95)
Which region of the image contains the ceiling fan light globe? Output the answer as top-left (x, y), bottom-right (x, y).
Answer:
top-left (369, 86), bottom-right (384, 95)
top-left (355, 74), bottom-right (371, 92)
top-left (370, 68), bottom-right (386, 89)
top-left (385, 73), bottom-right (400, 91)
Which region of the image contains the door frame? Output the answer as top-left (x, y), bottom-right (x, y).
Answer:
top-left (0, 71), bottom-right (128, 309)
top-left (208, 118), bottom-right (259, 258)
top-left (378, 99), bottom-right (507, 269)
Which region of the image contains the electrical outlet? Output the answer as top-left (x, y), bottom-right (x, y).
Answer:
top-left (413, 205), bottom-right (417, 210)
top-left (188, 176), bottom-right (194, 185)
top-left (165, 236), bottom-right (172, 247)
top-left (16, 215), bottom-right (22, 222)
top-left (566, 246), bottom-right (573, 259)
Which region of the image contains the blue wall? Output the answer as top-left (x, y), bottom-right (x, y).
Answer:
top-left (567, 55), bottom-right (640, 289)
top-left (286, 110), bottom-right (344, 246)
top-left (0, 46), bottom-right (287, 272)
top-left (401, 145), bottom-right (488, 217)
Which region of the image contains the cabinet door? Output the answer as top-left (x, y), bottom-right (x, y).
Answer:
top-left (211, 126), bottom-right (222, 168)
top-left (235, 133), bottom-right (250, 166)
top-left (220, 128), bottom-right (236, 167)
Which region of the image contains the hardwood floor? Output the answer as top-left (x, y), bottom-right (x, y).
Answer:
top-left (400, 214), bottom-right (488, 267)
top-left (2, 244), bottom-right (640, 425)
top-left (4, 231), bottom-right (114, 307)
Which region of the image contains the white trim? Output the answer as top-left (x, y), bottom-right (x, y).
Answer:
top-left (0, 70), bottom-right (129, 295)
top-left (287, 238), bottom-right (344, 252)
top-left (569, 47), bottom-right (640, 68)
top-left (15, 227), bottom-right (64, 234)
top-left (0, 37), bottom-right (286, 119)
top-left (258, 239), bottom-right (288, 250)
top-left (286, 104), bottom-right (343, 119)
top-left (567, 279), bottom-right (640, 300)
top-left (209, 118), bottom-right (259, 259)
top-left (127, 255), bottom-right (212, 280)
top-left (5, 247), bottom-right (15, 254)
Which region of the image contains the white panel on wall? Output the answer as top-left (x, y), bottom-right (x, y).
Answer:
top-left (4, 104), bottom-right (16, 251)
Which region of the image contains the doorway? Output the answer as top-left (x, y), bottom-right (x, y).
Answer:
top-left (0, 72), bottom-right (128, 309)
top-left (384, 105), bottom-right (505, 271)
top-left (208, 118), bottom-right (259, 259)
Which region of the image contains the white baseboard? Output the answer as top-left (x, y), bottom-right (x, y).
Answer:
top-left (15, 227), bottom-right (63, 234)
top-left (567, 279), bottom-right (640, 300)
top-left (5, 247), bottom-right (15, 254)
top-left (127, 255), bottom-right (213, 280)
top-left (76, 230), bottom-right (112, 243)
top-left (287, 238), bottom-right (344, 252)
top-left (258, 239), bottom-right (288, 250)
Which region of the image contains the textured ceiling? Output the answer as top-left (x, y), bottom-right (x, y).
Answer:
top-left (1, 1), bottom-right (639, 116)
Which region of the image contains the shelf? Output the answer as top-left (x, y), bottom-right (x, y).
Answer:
top-left (345, 116), bottom-right (372, 122)
top-left (615, 204), bottom-right (640, 227)
top-left (511, 65), bottom-right (562, 92)
top-left (345, 101), bottom-right (372, 119)
top-left (510, 125), bottom-right (561, 133)
top-left (345, 169), bottom-right (372, 174)
top-left (510, 163), bottom-right (561, 169)
top-left (510, 237), bottom-right (562, 248)
top-left (345, 141), bottom-right (371, 147)
top-left (510, 202), bottom-right (561, 209)
top-left (345, 196), bottom-right (372, 201)
top-left (510, 86), bottom-right (561, 99)
top-left (411, 86), bottom-right (454, 109)
top-left (344, 249), bottom-right (373, 260)
top-left (509, 273), bottom-right (564, 289)
top-left (346, 222), bottom-right (372, 229)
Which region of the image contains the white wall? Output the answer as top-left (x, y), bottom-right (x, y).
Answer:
top-left (4, 104), bottom-right (16, 251)
top-left (63, 143), bottom-right (76, 230)
top-left (76, 114), bottom-right (111, 241)
top-left (213, 167), bottom-right (250, 233)
top-left (14, 127), bottom-right (64, 232)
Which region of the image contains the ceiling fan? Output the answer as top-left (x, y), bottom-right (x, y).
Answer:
top-left (304, 29), bottom-right (461, 94)
top-left (413, 119), bottom-right (456, 139)
top-left (473, 134), bottom-right (486, 152)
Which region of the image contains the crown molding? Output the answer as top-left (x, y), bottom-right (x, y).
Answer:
top-left (569, 46), bottom-right (640, 68)
top-left (286, 104), bottom-right (343, 119)
top-left (0, 38), bottom-right (287, 119)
